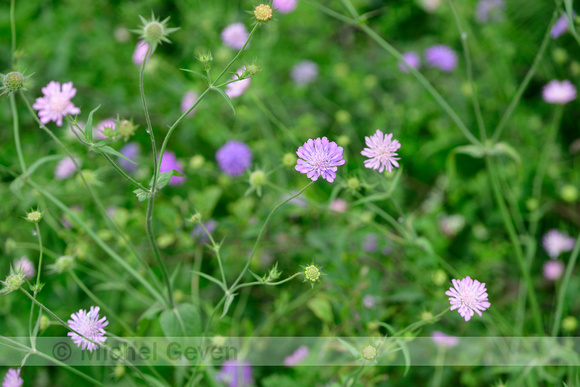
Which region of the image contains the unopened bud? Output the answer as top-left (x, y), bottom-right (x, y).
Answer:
top-left (362, 345), bottom-right (377, 360)
top-left (26, 210), bottom-right (43, 223)
top-left (254, 4), bottom-right (273, 22)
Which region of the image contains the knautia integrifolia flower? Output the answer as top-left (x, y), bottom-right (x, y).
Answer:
top-left (118, 142), bottom-right (140, 174)
top-left (2, 368), bottom-right (23, 387)
top-left (132, 40), bottom-right (151, 65)
top-left (13, 256), bottom-right (35, 279)
top-left (216, 141), bottom-right (253, 176)
top-left (542, 229), bottom-right (575, 258)
top-left (221, 23), bottom-right (250, 50)
top-left (290, 60), bottom-right (318, 86)
top-left (159, 151), bottom-right (186, 186)
top-left (543, 260), bottom-right (565, 281)
top-left (191, 219), bottom-right (218, 244)
top-left (304, 264), bottom-right (322, 285)
top-left (398, 52), bottom-right (420, 73)
top-left (216, 359), bottom-right (253, 387)
top-left (361, 129), bottom-right (401, 173)
top-left (363, 295), bottom-right (377, 309)
top-left (284, 345), bottom-right (309, 366)
top-left (424, 45), bottom-right (458, 72)
top-left (445, 276), bottom-right (490, 321)
top-left (95, 118), bottom-right (116, 139)
top-left (551, 13), bottom-right (574, 39)
top-left (542, 80), bottom-right (577, 105)
top-left (475, 0), bottom-right (505, 23)
top-left (273, 0), bottom-right (298, 13)
top-left (55, 156), bottom-right (81, 180)
top-left (295, 137), bottom-right (345, 183)
top-left (431, 331), bottom-right (459, 347)
top-left (181, 91), bottom-right (199, 117)
top-left (32, 81), bottom-right (81, 127)
top-left (254, 4), bottom-right (273, 23)
top-left (225, 68), bottom-right (251, 98)
top-left (329, 198), bottom-right (348, 213)
top-left (67, 306), bottom-right (108, 351)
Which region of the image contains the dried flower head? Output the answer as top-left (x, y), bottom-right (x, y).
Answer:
top-left (67, 306), bottom-right (109, 351)
top-left (445, 276), bottom-right (490, 321)
top-left (295, 137), bottom-right (345, 183)
top-left (361, 129), bottom-right (401, 173)
top-left (32, 81), bottom-right (81, 127)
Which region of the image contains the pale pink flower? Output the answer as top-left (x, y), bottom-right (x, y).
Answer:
top-left (543, 260), bottom-right (565, 281)
top-left (361, 130), bottom-right (401, 173)
top-left (329, 198), bottom-right (348, 213)
top-left (67, 306), bottom-right (108, 351)
top-left (132, 40), bottom-right (151, 65)
top-left (284, 345), bottom-right (309, 366)
top-left (225, 68), bottom-right (251, 98)
top-left (221, 23), bottom-right (249, 50)
top-left (55, 156), bottom-right (81, 180)
top-left (273, 0), bottom-right (298, 13)
top-left (431, 331), bottom-right (459, 347)
top-left (543, 229), bottom-right (575, 258)
top-left (181, 91), bottom-right (199, 117)
top-left (445, 276), bottom-right (490, 321)
top-left (2, 368), bottom-right (23, 387)
top-left (13, 256), bottom-right (35, 279)
top-left (95, 118), bottom-right (116, 139)
top-left (542, 80), bottom-right (577, 105)
top-left (32, 81), bottom-right (81, 127)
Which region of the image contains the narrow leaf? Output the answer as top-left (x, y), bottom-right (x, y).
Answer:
top-left (214, 88), bottom-right (237, 115)
top-left (180, 68), bottom-right (209, 83)
top-left (84, 105), bottom-right (101, 143)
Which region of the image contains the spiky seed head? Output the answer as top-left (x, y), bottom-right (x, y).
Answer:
top-left (2, 72), bottom-right (24, 93)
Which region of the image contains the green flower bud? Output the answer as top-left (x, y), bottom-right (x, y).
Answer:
top-left (335, 110), bottom-right (351, 124)
top-left (526, 198), bottom-right (539, 211)
top-left (113, 365), bottom-right (125, 379)
top-left (134, 13), bottom-right (179, 46)
top-left (241, 64), bottom-right (260, 79)
top-left (254, 4), bottom-right (273, 23)
top-left (347, 177), bottom-right (360, 191)
top-left (282, 153), bottom-right (297, 167)
top-left (552, 48), bottom-right (568, 64)
top-left (54, 256), bottom-right (75, 274)
top-left (1, 273), bottom-right (25, 294)
top-left (190, 213), bottom-right (202, 223)
top-left (304, 264), bottom-right (321, 285)
top-left (2, 72), bottom-right (25, 94)
top-left (189, 155), bottom-right (205, 169)
top-left (249, 170), bottom-right (266, 188)
top-left (562, 316), bottom-right (578, 332)
top-left (26, 210), bottom-right (43, 223)
top-left (560, 184), bottom-right (578, 203)
top-left (432, 269), bottom-right (447, 286)
top-left (362, 345), bottom-right (377, 360)
top-left (336, 135), bottom-right (350, 147)
top-left (118, 120), bottom-right (137, 140)
top-left (39, 315), bottom-right (50, 330)
top-left (421, 311), bottom-right (434, 321)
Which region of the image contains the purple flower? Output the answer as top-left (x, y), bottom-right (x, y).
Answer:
top-left (361, 129), bottom-right (401, 173)
top-left (475, 0), bottom-right (505, 23)
top-left (216, 359), bottom-right (253, 387)
top-left (431, 331), bottom-right (459, 347)
top-left (295, 137), bottom-right (345, 183)
top-left (216, 141), bottom-right (252, 176)
top-left (67, 306), bottom-right (108, 351)
top-left (542, 80), bottom-right (577, 105)
top-left (55, 156), bottom-right (80, 180)
top-left (2, 368), bottom-right (23, 387)
top-left (273, 0), bottom-right (298, 13)
top-left (542, 229), bottom-right (575, 258)
top-left (132, 40), bottom-right (151, 65)
top-left (425, 45), bottom-right (458, 72)
top-left (95, 118), bottom-right (116, 139)
top-left (221, 23), bottom-right (249, 50)
top-left (225, 68), bottom-right (251, 98)
top-left (445, 276), bottom-right (490, 321)
top-left (551, 13), bottom-right (575, 39)
top-left (32, 81), bottom-right (81, 127)
top-left (181, 91), bottom-right (199, 117)
top-left (290, 60), bottom-right (318, 86)
top-left (362, 233), bottom-right (378, 252)
top-left (398, 52), bottom-right (421, 73)
top-left (329, 198), bottom-right (348, 213)
top-left (13, 256), bottom-right (35, 279)
top-left (191, 220), bottom-right (218, 244)
top-left (543, 260), bottom-right (565, 281)
top-left (363, 295), bottom-right (376, 309)
top-left (284, 345), bottom-right (309, 366)
top-left (159, 151), bottom-right (186, 186)
top-left (119, 142), bottom-right (140, 174)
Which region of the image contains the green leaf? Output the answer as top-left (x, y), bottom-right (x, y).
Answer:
top-left (138, 302), bottom-right (164, 322)
top-left (155, 170), bottom-right (181, 191)
top-left (10, 176), bottom-right (24, 195)
top-left (90, 144), bottom-right (136, 164)
top-left (337, 337), bottom-right (359, 358)
top-left (134, 188), bottom-right (153, 202)
top-left (307, 296), bottom-right (334, 324)
top-left (84, 105), bottom-right (101, 143)
top-left (159, 303), bottom-right (202, 338)
top-left (180, 68), bottom-right (209, 83)
top-left (221, 292), bottom-right (236, 319)
top-left (452, 144), bottom-right (485, 159)
top-left (191, 186), bottom-right (222, 219)
top-left (564, 0), bottom-right (578, 38)
top-left (214, 87), bottom-right (236, 115)
top-left (491, 142), bottom-right (521, 166)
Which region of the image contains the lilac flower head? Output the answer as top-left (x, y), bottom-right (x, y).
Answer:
top-left (445, 276), bottom-right (490, 321)
top-left (181, 91), bottom-right (199, 117)
top-left (398, 52), bottom-right (421, 73)
top-left (363, 295), bottom-right (377, 309)
top-left (295, 137), bottom-right (345, 183)
top-left (95, 118), bottom-right (116, 139)
top-left (284, 345), bottom-right (309, 366)
top-left (361, 129), bottom-right (401, 173)
top-left (221, 23), bottom-right (249, 50)
top-left (13, 256), bottom-right (35, 279)
top-left (543, 260), bottom-right (565, 281)
top-left (67, 306), bottom-right (108, 351)
top-left (2, 368), bottom-right (23, 387)
top-left (542, 229), bottom-right (575, 258)
top-left (225, 68), bottom-right (251, 98)
top-left (132, 40), bottom-right (151, 65)
top-left (475, 0), bottom-right (505, 23)
top-left (290, 60), bottom-right (318, 86)
top-left (362, 233), bottom-right (379, 252)
top-left (32, 81), bottom-right (81, 127)
top-left (551, 13), bottom-right (575, 39)
top-left (216, 141), bottom-right (253, 176)
top-left (191, 220), bottom-right (218, 244)
top-left (55, 156), bottom-right (80, 180)
top-left (542, 80), bottom-right (577, 105)
top-left (118, 142), bottom-right (140, 174)
top-left (431, 331), bottom-right (459, 347)
top-left (159, 151), bottom-right (186, 186)
top-left (329, 198), bottom-right (348, 213)
top-left (216, 359), bottom-right (253, 387)
top-left (425, 45), bottom-right (458, 72)
top-left (273, 0), bottom-right (298, 13)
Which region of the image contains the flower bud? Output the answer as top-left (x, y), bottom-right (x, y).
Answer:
top-left (432, 269), bottom-right (447, 286)
top-left (54, 256), bottom-right (75, 273)
top-left (144, 22), bottom-right (164, 43)
top-left (336, 135), bottom-right (350, 147)
top-left (362, 345), bottom-right (377, 360)
top-left (190, 213), bottom-right (202, 223)
top-left (249, 170), bottom-right (266, 188)
top-left (39, 315), bottom-right (50, 330)
top-left (189, 155), bottom-right (205, 170)
top-left (113, 365), bottom-right (125, 379)
top-left (562, 316), bottom-right (578, 332)
top-left (134, 14), bottom-right (179, 46)
top-left (304, 264), bottom-right (321, 285)
top-left (282, 153), bottom-right (297, 167)
top-left (241, 64), bottom-right (260, 79)
top-left (560, 184), bottom-right (578, 203)
top-left (118, 120), bottom-right (137, 140)
top-left (1, 272), bottom-right (25, 294)
top-left (26, 210), bottom-right (43, 223)
top-left (347, 177), bottom-right (360, 191)
top-left (421, 311), bottom-right (434, 321)
top-left (254, 4), bottom-right (273, 23)
top-left (2, 72), bottom-right (25, 94)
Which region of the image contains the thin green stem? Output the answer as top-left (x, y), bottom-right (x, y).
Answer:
top-left (551, 235), bottom-right (580, 336)
top-left (447, 0), bottom-right (486, 141)
top-left (491, 8), bottom-right (558, 142)
top-left (10, 0), bottom-right (16, 64)
top-left (33, 223), bottom-right (43, 289)
top-left (212, 24), bottom-right (259, 85)
top-left (395, 308), bottom-right (449, 336)
top-left (198, 221), bottom-right (227, 287)
top-left (101, 152), bottom-right (148, 191)
top-left (230, 272), bottom-right (302, 292)
top-left (229, 182), bottom-right (314, 291)
top-left (532, 106), bottom-right (563, 205)
top-left (486, 157), bottom-right (543, 335)
top-left (10, 94), bottom-right (26, 173)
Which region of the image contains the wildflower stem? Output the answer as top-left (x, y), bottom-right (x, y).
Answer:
top-left (447, 0), bottom-right (487, 141)
top-left (33, 223), bottom-right (43, 290)
top-left (10, 93), bottom-right (27, 174)
top-left (198, 221), bottom-right (228, 287)
top-left (551, 234), bottom-right (580, 336)
top-left (229, 182), bottom-right (315, 293)
top-left (486, 157), bottom-right (544, 335)
top-left (490, 8), bottom-right (558, 142)
top-left (393, 308), bottom-right (449, 336)
top-left (230, 272), bottom-right (302, 293)
top-left (20, 289), bottom-right (153, 387)
top-left (100, 152), bottom-right (149, 192)
top-left (10, 0), bottom-right (16, 64)
top-left (212, 23), bottom-right (259, 85)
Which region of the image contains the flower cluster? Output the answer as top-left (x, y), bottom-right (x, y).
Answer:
top-left (398, 45), bottom-right (458, 73)
top-left (67, 306), bottom-right (109, 351)
top-left (445, 276), bottom-right (490, 321)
